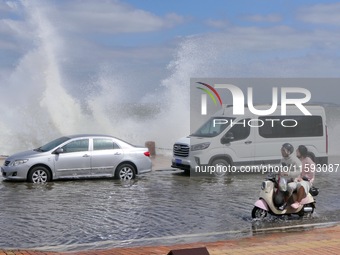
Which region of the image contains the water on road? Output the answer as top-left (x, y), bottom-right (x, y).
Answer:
top-left (0, 157), bottom-right (339, 251)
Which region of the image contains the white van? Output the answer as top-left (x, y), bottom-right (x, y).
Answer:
top-left (172, 105), bottom-right (328, 173)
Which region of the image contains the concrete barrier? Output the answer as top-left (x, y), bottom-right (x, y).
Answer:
top-left (145, 141), bottom-right (156, 156)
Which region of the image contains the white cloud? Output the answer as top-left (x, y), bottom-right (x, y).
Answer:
top-left (207, 26), bottom-right (335, 52)
top-left (0, 18), bottom-right (33, 38)
top-left (245, 14), bottom-right (282, 23)
top-left (0, 38), bottom-right (17, 50)
top-left (0, 1), bottom-right (34, 53)
top-left (0, 0), bottom-right (184, 72)
top-left (166, 25), bottom-right (340, 80)
top-left (299, 3), bottom-right (340, 25)
top-left (53, 0), bottom-right (184, 34)
top-left (0, 1), bottom-right (13, 12)
top-left (204, 14), bottom-right (282, 30)
top-left (2, 1), bottom-right (340, 94)
top-left (205, 19), bottom-right (229, 28)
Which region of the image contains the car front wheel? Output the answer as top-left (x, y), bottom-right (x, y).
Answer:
top-left (115, 164), bottom-right (136, 180)
top-left (28, 166), bottom-right (51, 183)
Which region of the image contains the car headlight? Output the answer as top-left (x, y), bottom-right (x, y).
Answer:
top-left (261, 181), bottom-right (266, 190)
top-left (10, 159), bottom-right (28, 166)
top-left (191, 142), bottom-right (210, 151)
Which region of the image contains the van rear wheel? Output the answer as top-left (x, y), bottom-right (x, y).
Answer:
top-left (211, 159), bottom-right (230, 177)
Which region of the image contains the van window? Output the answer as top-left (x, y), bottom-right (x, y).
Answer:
top-left (224, 119), bottom-right (251, 141)
top-left (259, 116), bottom-right (323, 138)
top-left (191, 117), bottom-right (235, 137)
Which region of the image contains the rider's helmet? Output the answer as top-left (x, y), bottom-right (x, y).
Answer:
top-left (282, 143), bottom-right (294, 155)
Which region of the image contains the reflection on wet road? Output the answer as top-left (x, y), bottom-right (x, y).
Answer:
top-left (0, 160), bottom-right (340, 251)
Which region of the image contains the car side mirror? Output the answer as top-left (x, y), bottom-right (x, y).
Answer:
top-left (54, 148), bottom-right (64, 154)
top-left (221, 132), bottom-right (234, 144)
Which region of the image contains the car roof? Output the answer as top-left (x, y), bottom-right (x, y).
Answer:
top-left (66, 134), bottom-right (116, 139)
top-left (64, 134), bottom-right (136, 147)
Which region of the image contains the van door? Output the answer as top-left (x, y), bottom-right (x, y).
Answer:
top-left (221, 118), bottom-right (255, 165)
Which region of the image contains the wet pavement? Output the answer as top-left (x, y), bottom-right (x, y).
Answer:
top-left (1, 224), bottom-right (340, 254)
top-left (0, 155), bottom-right (340, 252)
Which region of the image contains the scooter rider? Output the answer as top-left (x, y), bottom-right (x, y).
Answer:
top-left (291, 145), bottom-right (316, 209)
top-left (278, 143), bottom-right (301, 210)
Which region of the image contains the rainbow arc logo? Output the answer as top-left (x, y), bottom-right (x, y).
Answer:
top-left (196, 82), bottom-right (223, 115)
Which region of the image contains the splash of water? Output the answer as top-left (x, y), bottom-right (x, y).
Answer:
top-left (0, 1), bottom-right (193, 154)
top-left (1, 1), bottom-right (340, 158)
top-left (0, 1), bottom-right (89, 153)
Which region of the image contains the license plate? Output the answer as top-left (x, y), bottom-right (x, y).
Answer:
top-left (175, 159), bottom-right (182, 164)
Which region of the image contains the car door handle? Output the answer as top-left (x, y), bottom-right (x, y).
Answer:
top-left (245, 141), bottom-right (252, 144)
top-left (82, 154), bottom-right (90, 157)
top-left (114, 152), bottom-right (121, 155)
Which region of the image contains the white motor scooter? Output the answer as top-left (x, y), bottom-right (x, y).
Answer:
top-left (252, 174), bottom-right (318, 219)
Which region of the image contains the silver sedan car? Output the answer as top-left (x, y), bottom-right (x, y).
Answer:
top-left (1, 134), bottom-right (152, 183)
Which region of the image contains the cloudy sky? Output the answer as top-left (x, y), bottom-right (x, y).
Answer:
top-left (0, 0), bottom-right (340, 152)
top-left (2, 0), bottom-right (340, 90)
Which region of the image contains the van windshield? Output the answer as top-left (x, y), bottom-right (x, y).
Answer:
top-left (191, 117), bottom-right (234, 137)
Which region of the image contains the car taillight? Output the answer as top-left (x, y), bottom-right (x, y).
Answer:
top-left (144, 151), bottom-right (150, 157)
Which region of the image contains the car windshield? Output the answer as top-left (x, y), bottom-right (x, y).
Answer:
top-left (35, 136), bottom-right (71, 152)
top-left (191, 117), bottom-right (234, 137)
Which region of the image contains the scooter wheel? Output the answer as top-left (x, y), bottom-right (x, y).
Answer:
top-left (252, 206), bottom-right (267, 219)
top-left (298, 205), bottom-right (314, 217)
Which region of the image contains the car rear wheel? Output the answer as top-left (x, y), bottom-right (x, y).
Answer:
top-left (115, 164), bottom-right (136, 180)
top-left (28, 166), bottom-right (51, 183)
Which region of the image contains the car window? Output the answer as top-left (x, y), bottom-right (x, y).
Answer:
top-left (38, 136), bottom-right (70, 152)
top-left (62, 139), bottom-right (89, 153)
top-left (225, 119), bottom-right (250, 141)
top-left (93, 138), bottom-right (119, 150)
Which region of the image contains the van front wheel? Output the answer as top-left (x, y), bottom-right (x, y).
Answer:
top-left (211, 159), bottom-right (230, 177)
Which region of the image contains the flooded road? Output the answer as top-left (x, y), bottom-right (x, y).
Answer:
top-left (0, 157), bottom-right (340, 251)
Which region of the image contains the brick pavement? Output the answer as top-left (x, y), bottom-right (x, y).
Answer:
top-left (1, 225), bottom-right (340, 255)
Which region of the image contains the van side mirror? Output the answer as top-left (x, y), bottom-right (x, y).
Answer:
top-left (221, 132), bottom-right (234, 144)
top-left (54, 148), bottom-right (64, 154)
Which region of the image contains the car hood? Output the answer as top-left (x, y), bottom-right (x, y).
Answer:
top-left (6, 149), bottom-right (50, 161)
